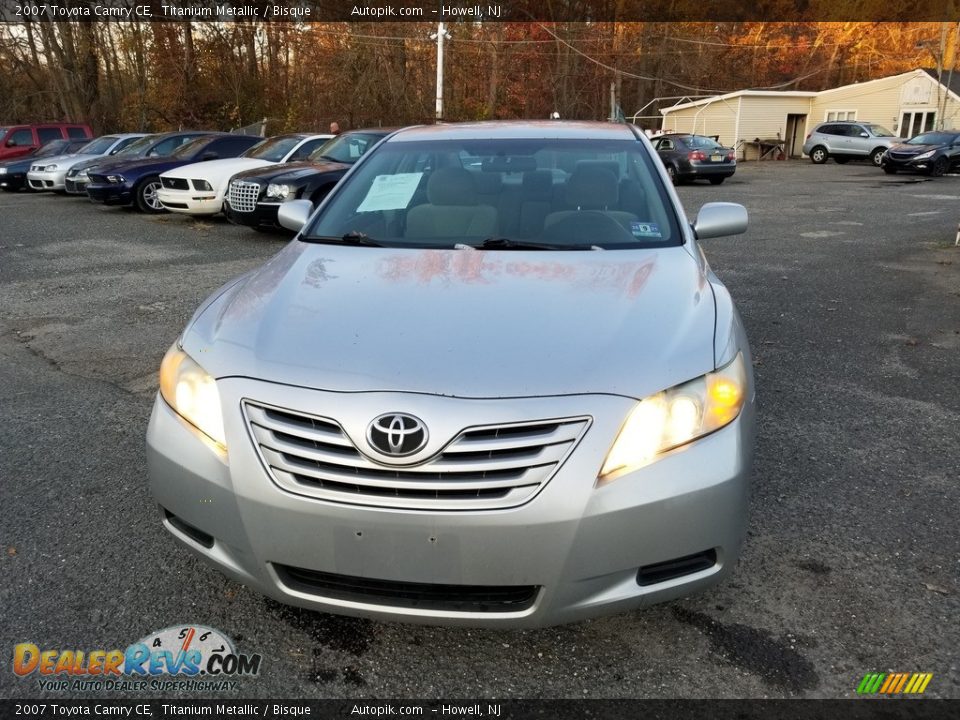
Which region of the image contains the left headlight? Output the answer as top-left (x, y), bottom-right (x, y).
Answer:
top-left (159, 344), bottom-right (226, 449)
top-left (599, 353), bottom-right (747, 481)
top-left (106, 175), bottom-right (125, 184)
top-left (192, 179), bottom-right (213, 191)
top-left (0, 168), bottom-right (8, 175)
top-left (266, 183), bottom-right (291, 199)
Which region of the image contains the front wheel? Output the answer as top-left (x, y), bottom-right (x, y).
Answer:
top-left (809, 146), bottom-right (828, 164)
top-left (666, 164), bottom-right (678, 185)
top-left (870, 148), bottom-right (886, 166)
top-left (883, 165), bottom-right (898, 175)
top-left (708, 177), bottom-right (726, 185)
top-left (929, 157), bottom-right (949, 177)
top-left (135, 176), bottom-right (164, 213)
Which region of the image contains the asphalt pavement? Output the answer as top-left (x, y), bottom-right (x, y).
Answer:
top-left (0, 161), bottom-right (957, 699)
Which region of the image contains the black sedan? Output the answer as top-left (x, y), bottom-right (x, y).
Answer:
top-left (0, 139), bottom-right (88, 192)
top-left (224, 129), bottom-right (390, 230)
top-left (881, 130), bottom-right (960, 176)
top-left (653, 133), bottom-right (737, 185)
top-left (86, 133), bottom-right (262, 212)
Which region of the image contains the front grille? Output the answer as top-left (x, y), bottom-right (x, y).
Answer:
top-left (274, 564), bottom-right (539, 613)
top-left (888, 152), bottom-right (918, 161)
top-left (65, 178), bottom-right (86, 193)
top-left (87, 173), bottom-right (107, 184)
top-left (244, 401), bottom-right (589, 511)
top-left (161, 177), bottom-right (189, 190)
top-left (228, 180), bottom-right (260, 213)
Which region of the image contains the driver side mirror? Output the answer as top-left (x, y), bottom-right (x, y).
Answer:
top-left (692, 202), bottom-right (748, 239)
top-left (859, 132), bottom-right (869, 138)
top-left (277, 199), bottom-right (314, 232)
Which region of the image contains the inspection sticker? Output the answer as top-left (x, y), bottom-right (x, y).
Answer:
top-left (357, 173), bottom-right (423, 212)
top-left (631, 221), bottom-right (662, 238)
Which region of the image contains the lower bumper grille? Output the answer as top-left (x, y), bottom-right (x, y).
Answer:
top-left (274, 564), bottom-right (539, 613)
top-left (637, 549), bottom-right (717, 586)
top-left (228, 180), bottom-right (260, 213)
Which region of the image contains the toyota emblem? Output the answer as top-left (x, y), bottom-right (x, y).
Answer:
top-left (366, 413), bottom-right (428, 457)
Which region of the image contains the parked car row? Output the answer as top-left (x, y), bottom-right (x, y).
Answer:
top-left (0, 127), bottom-right (401, 235)
top-left (803, 120), bottom-right (960, 177)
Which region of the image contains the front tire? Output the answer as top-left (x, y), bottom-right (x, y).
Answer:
top-left (883, 165), bottom-right (898, 175)
top-left (809, 146), bottom-right (828, 164)
top-left (929, 157), bottom-right (949, 177)
top-left (135, 176), bottom-right (165, 213)
top-left (666, 164), bottom-right (678, 185)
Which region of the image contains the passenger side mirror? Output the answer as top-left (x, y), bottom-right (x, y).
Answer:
top-left (692, 202), bottom-right (748, 239)
top-left (277, 199), bottom-right (313, 232)
top-left (860, 132), bottom-right (869, 138)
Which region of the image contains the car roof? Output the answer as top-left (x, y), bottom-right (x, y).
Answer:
top-left (388, 121), bottom-right (637, 143)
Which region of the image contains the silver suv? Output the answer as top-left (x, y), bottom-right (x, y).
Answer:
top-left (802, 121), bottom-right (903, 166)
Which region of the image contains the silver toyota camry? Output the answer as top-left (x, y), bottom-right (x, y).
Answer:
top-left (147, 121), bottom-right (755, 628)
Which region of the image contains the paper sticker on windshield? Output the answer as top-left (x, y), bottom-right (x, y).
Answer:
top-left (356, 173), bottom-right (423, 212)
top-left (631, 221), bottom-right (662, 238)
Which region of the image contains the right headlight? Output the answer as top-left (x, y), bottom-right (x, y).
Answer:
top-left (913, 150), bottom-right (935, 160)
top-left (599, 353), bottom-right (747, 481)
top-left (265, 183), bottom-right (291, 199)
top-left (159, 344), bottom-right (226, 450)
top-left (106, 175), bottom-right (125, 184)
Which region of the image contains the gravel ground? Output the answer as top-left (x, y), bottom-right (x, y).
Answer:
top-left (0, 160), bottom-right (957, 700)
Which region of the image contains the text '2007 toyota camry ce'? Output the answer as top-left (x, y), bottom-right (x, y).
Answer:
top-left (147, 121), bottom-right (755, 628)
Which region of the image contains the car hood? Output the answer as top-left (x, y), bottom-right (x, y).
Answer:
top-left (29, 152), bottom-right (98, 169)
top-left (90, 157), bottom-right (186, 176)
top-left (229, 159), bottom-right (350, 184)
top-left (888, 142), bottom-right (943, 154)
top-left (162, 157), bottom-right (275, 184)
top-left (182, 242), bottom-right (716, 399)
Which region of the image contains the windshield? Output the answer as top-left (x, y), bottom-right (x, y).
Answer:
top-left (115, 135), bottom-right (154, 157)
top-left (77, 136), bottom-right (119, 155)
top-left (309, 133), bottom-right (383, 164)
top-left (304, 137), bottom-right (681, 250)
top-left (863, 124), bottom-right (894, 137)
top-left (36, 140), bottom-right (70, 157)
top-left (171, 136), bottom-right (214, 159)
top-left (906, 132), bottom-right (954, 145)
top-left (242, 135), bottom-right (303, 162)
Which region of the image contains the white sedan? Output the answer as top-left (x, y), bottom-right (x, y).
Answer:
top-left (156, 133), bottom-right (332, 216)
top-left (26, 134), bottom-right (147, 192)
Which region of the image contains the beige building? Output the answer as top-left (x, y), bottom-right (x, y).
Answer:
top-left (658, 69), bottom-right (960, 160)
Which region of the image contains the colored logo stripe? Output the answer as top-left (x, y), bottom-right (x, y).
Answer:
top-left (857, 673), bottom-right (932, 695)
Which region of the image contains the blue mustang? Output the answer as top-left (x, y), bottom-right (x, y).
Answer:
top-left (86, 133), bottom-right (262, 213)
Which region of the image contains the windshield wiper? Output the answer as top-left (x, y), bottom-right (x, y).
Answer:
top-left (469, 237), bottom-right (593, 251)
top-left (304, 232), bottom-right (384, 247)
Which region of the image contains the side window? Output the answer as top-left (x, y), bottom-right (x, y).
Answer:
top-left (658, 139), bottom-right (674, 151)
top-left (67, 127), bottom-right (89, 139)
top-left (289, 139), bottom-right (325, 161)
top-left (38, 127), bottom-right (63, 143)
top-left (7, 129), bottom-right (34, 146)
top-left (819, 125), bottom-right (839, 136)
top-left (148, 136), bottom-right (193, 157)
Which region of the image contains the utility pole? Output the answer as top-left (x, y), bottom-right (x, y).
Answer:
top-left (431, 22), bottom-right (451, 122)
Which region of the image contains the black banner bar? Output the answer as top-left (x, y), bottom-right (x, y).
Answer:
top-left (1, 0), bottom-right (960, 22)
top-left (1, 700), bottom-right (958, 719)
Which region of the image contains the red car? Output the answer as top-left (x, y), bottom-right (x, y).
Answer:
top-left (0, 123), bottom-right (93, 161)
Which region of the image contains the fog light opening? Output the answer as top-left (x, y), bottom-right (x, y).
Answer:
top-left (636, 549), bottom-right (718, 587)
top-left (163, 508), bottom-right (215, 549)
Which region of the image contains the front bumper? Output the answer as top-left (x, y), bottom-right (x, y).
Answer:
top-left (147, 378), bottom-right (754, 628)
top-left (157, 187), bottom-right (225, 216)
top-left (86, 182), bottom-right (133, 205)
top-left (0, 172), bottom-right (26, 191)
top-left (26, 168), bottom-right (68, 191)
top-left (223, 200), bottom-right (281, 228)
top-left (64, 177), bottom-right (89, 194)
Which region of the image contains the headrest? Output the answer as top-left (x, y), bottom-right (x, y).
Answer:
top-left (427, 167), bottom-right (478, 206)
top-left (522, 170), bottom-right (553, 200)
top-left (474, 171), bottom-right (503, 195)
top-left (565, 164), bottom-right (619, 209)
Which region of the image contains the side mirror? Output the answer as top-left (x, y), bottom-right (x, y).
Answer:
top-left (860, 132), bottom-right (869, 138)
top-left (277, 199), bottom-right (313, 232)
top-left (692, 202), bottom-right (748, 239)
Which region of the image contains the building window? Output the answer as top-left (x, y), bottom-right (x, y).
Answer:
top-left (825, 110), bottom-right (857, 121)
